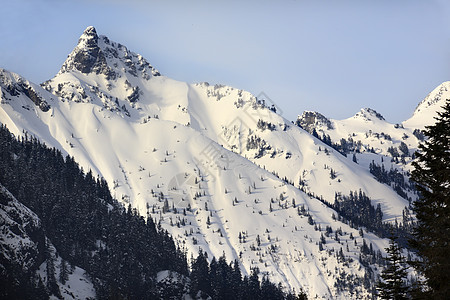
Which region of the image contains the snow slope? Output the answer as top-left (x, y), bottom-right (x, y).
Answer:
top-left (403, 81), bottom-right (450, 129)
top-left (0, 26), bottom-right (423, 299)
top-left (296, 80), bottom-right (449, 207)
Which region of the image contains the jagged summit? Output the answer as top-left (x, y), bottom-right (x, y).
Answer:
top-left (76, 26), bottom-right (101, 58)
top-left (59, 26), bottom-right (110, 75)
top-left (58, 26), bottom-right (160, 80)
top-left (295, 111), bottom-right (333, 133)
top-left (82, 26), bottom-right (97, 38)
top-left (42, 26), bottom-right (163, 105)
top-left (79, 26), bottom-right (99, 45)
top-left (353, 108), bottom-right (385, 121)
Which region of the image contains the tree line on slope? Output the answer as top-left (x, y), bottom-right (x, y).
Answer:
top-left (296, 121), bottom-right (415, 200)
top-left (369, 160), bottom-right (414, 200)
top-left (190, 251), bottom-right (306, 300)
top-left (0, 124), bottom-right (187, 298)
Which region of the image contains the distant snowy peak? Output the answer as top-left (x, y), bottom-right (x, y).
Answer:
top-left (404, 81), bottom-right (450, 129)
top-left (59, 26), bottom-right (160, 80)
top-left (413, 81), bottom-right (450, 115)
top-left (295, 111), bottom-right (333, 133)
top-left (352, 108), bottom-right (385, 122)
top-left (296, 108), bottom-right (385, 135)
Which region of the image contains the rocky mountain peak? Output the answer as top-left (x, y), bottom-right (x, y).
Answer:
top-left (78, 26), bottom-right (99, 48)
top-left (353, 108), bottom-right (385, 121)
top-left (59, 26), bottom-right (113, 77)
top-left (57, 26), bottom-right (159, 81)
top-left (296, 111), bottom-right (333, 133)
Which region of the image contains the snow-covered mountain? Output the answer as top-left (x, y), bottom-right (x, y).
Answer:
top-left (295, 82), bottom-right (449, 206)
top-left (1, 26), bottom-right (441, 299)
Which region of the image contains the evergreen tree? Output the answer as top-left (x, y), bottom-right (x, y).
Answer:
top-left (209, 257), bottom-right (219, 298)
top-left (45, 246), bottom-right (61, 298)
top-left (59, 259), bottom-right (69, 285)
top-left (399, 141), bottom-right (409, 157)
top-left (190, 250), bottom-right (211, 297)
top-left (248, 268), bottom-right (262, 300)
top-left (163, 198), bottom-right (169, 213)
top-left (377, 235), bottom-right (408, 299)
top-left (261, 276), bottom-right (284, 299)
top-left (231, 259), bottom-right (243, 298)
top-left (410, 100), bottom-right (450, 299)
top-left (216, 255), bottom-right (234, 299)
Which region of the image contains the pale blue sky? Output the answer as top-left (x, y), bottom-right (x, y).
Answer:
top-left (1, 0), bottom-right (449, 122)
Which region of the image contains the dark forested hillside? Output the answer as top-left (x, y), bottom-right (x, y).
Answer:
top-left (0, 124), bottom-right (298, 299)
top-left (0, 124), bottom-right (188, 298)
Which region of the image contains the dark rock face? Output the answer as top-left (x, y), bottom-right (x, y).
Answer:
top-left (45, 26), bottom-right (163, 107)
top-left (59, 26), bottom-right (160, 82)
top-left (73, 45), bottom-right (103, 74)
top-left (296, 111), bottom-right (333, 133)
top-left (59, 26), bottom-right (115, 80)
top-left (0, 70), bottom-right (50, 112)
top-left (127, 86), bottom-right (140, 102)
top-left (70, 27), bottom-right (110, 75)
top-left (18, 82), bottom-right (50, 112)
top-left (80, 26), bottom-right (98, 45)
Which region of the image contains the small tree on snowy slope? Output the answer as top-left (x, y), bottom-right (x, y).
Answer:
top-left (352, 153), bottom-right (358, 163)
top-left (377, 235), bottom-right (409, 299)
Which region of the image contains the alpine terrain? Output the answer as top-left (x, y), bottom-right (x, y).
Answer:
top-left (1, 26), bottom-right (447, 299)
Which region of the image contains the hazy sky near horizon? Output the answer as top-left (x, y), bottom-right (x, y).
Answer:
top-left (1, 0), bottom-right (449, 122)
